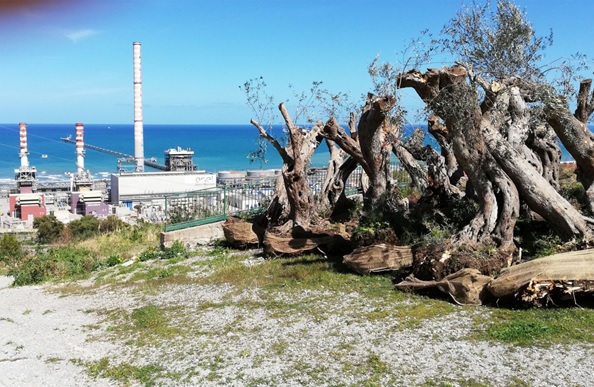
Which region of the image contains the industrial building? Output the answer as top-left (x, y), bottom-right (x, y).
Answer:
top-left (1, 42), bottom-right (218, 230)
top-left (8, 123), bottom-right (46, 221)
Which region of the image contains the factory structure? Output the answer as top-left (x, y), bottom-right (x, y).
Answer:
top-left (2, 42), bottom-right (223, 228)
top-left (8, 122), bottom-right (46, 222)
top-left (109, 42), bottom-right (217, 204)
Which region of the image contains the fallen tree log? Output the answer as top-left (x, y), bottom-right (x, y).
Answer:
top-left (487, 249), bottom-right (594, 305)
top-left (222, 217), bottom-right (265, 248)
top-left (342, 244), bottom-right (413, 275)
top-left (396, 249), bottom-right (594, 307)
top-left (263, 231), bottom-right (351, 256)
top-left (394, 268), bottom-right (493, 305)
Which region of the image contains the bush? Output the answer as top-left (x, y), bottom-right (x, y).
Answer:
top-left (0, 234), bottom-right (24, 264)
top-left (33, 215), bottom-right (64, 244)
top-left (138, 241), bottom-right (189, 262)
top-left (68, 216), bottom-right (100, 241)
top-left (8, 246), bottom-right (100, 285)
top-left (99, 216), bottom-right (130, 233)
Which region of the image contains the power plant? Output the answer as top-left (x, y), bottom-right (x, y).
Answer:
top-left (1, 41), bottom-right (230, 227)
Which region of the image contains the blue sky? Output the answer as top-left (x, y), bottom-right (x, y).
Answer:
top-left (1, 0), bottom-right (593, 125)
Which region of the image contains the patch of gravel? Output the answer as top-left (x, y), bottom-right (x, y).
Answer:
top-left (1, 251), bottom-right (594, 386)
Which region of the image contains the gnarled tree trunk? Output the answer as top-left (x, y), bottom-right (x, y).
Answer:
top-left (250, 103), bottom-right (323, 232)
top-left (319, 112), bottom-right (359, 216)
top-left (545, 79), bottom-right (594, 212)
top-left (321, 94), bottom-right (396, 211)
top-left (398, 66), bottom-right (519, 250)
top-left (398, 66), bottom-right (592, 248)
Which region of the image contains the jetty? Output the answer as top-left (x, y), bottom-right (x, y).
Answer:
top-left (60, 136), bottom-right (168, 171)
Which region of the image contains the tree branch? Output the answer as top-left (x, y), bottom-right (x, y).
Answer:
top-left (250, 118), bottom-right (291, 163)
top-left (575, 79), bottom-right (594, 124)
top-left (321, 117), bottom-right (371, 174)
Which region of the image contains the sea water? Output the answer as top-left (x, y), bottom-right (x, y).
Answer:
top-left (0, 123), bottom-right (320, 184)
top-left (0, 122), bottom-right (575, 185)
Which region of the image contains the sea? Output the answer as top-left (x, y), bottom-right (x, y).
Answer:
top-left (0, 123), bottom-right (327, 184)
top-left (0, 122), bottom-right (576, 185)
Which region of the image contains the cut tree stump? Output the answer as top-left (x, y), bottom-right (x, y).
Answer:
top-left (342, 244), bottom-right (413, 275)
top-left (396, 249), bottom-right (594, 307)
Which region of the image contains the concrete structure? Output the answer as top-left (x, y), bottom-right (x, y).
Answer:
top-left (164, 147), bottom-right (196, 171)
top-left (110, 171), bottom-right (217, 203)
top-left (133, 42), bottom-right (144, 172)
top-left (72, 123), bottom-right (93, 191)
top-left (70, 191), bottom-right (109, 216)
top-left (160, 220), bottom-right (224, 248)
top-left (67, 123), bottom-right (109, 216)
top-left (8, 193), bottom-right (46, 221)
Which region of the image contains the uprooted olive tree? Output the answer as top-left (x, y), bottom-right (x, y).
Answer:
top-left (227, 0), bottom-right (594, 294)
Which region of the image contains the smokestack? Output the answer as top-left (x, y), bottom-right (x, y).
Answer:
top-left (19, 122), bottom-right (29, 168)
top-left (75, 123), bottom-right (85, 174)
top-left (133, 41), bottom-right (145, 172)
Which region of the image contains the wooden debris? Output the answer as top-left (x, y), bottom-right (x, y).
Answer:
top-left (395, 268), bottom-right (493, 305)
top-left (342, 244), bottom-right (413, 275)
top-left (222, 217), bottom-right (264, 248)
top-left (263, 231), bottom-right (350, 256)
top-left (487, 249), bottom-right (594, 304)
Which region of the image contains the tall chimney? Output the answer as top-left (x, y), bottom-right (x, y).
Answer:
top-left (75, 123), bottom-right (85, 174)
top-left (133, 41), bottom-right (145, 172)
top-left (19, 122), bottom-right (29, 168)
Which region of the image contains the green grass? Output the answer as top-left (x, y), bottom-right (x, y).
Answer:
top-left (475, 307), bottom-right (594, 346)
top-left (81, 357), bottom-right (163, 387)
top-left (97, 304), bottom-right (182, 347)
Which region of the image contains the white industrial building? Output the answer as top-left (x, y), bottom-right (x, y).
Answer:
top-left (110, 171), bottom-right (216, 203)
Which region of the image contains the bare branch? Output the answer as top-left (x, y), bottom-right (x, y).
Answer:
top-left (250, 118), bottom-right (290, 163)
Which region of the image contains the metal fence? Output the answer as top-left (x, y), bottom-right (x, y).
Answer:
top-left (163, 179), bottom-right (277, 231)
top-left (163, 163), bottom-right (412, 231)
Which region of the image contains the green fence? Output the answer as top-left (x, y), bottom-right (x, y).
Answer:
top-left (163, 163), bottom-right (411, 231)
top-left (163, 180), bottom-right (276, 231)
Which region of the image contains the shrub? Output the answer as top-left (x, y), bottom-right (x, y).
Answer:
top-left (138, 241), bottom-right (189, 262)
top-left (0, 234), bottom-right (24, 264)
top-left (139, 247), bottom-right (161, 262)
top-left (8, 246), bottom-right (98, 285)
top-left (99, 216), bottom-right (130, 233)
top-left (68, 216), bottom-right (100, 241)
top-left (33, 215), bottom-right (64, 244)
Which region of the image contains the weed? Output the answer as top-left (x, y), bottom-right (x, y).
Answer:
top-left (83, 357), bottom-right (162, 386)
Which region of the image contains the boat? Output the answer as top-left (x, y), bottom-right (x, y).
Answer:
top-left (41, 154), bottom-right (48, 159)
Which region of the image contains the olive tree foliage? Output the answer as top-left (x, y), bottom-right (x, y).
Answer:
top-left (391, 0), bottom-right (594, 251)
top-left (439, 0), bottom-right (552, 82)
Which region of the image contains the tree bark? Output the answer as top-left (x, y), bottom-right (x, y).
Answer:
top-left (319, 112), bottom-right (359, 215)
top-left (398, 66), bottom-right (520, 250)
top-left (544, 80), bottom-right (594, 211)
top-left (321, 95), bottom-right (396, 211)
top-left (250, 103), bottom-right (323, 232)
top-left (398, 66), bottom-right (593, 247)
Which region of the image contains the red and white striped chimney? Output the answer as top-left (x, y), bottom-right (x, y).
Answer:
top-left (133, 42), bottom-right (145, 172)
top-left (75, 122), bottom-right (85, 174)
top-left (19, 122), bottom-right (29, 168)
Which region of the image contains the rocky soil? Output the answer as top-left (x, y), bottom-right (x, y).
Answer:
top-left (1, 250), bottom-right (593, 387)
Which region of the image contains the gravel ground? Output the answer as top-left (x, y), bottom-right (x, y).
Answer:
top-left (1, 252), bottom-right (594, 387)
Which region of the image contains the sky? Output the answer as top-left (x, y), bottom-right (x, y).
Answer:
top-left (1, 0), bottom-right (594, 125)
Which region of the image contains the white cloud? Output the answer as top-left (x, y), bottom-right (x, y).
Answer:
top-left (65, 29), bottom-right (100, 43)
